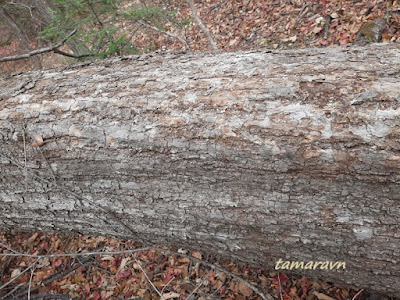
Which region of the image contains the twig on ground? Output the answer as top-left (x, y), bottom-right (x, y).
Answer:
top-left (0, 29), bottom-right (94, 62)
top-left (277, 273), bottom-right (283, 300)
top-left (0, 258), bottom-right (40, 294)
top-left (51, 48), bottom-right (95, 59)
top-left (11, 256), bottom-right (94, 299)
top-left (138, 21), bottom-right (189, 49)
top-left (352, 289), bottom-right (364, 300)
top-left (27, 260), bottom-right (38, 300)
top-left (187, 268), bottom-right (214, 300)
top-left (210, 282), bottom-right (224, 297)
top-left (323, 15), bottom-right (332, 39)
top-left (295, 2), bottom-right (313, 26)
top-left (161, 276), bottom-right (175, 294)
top-left (0, 246), bottom-right (271, 300)
top-left (13, 294), bottom-right (80, 300)
top-left (186, 0), bottom-right (218, 50)
top-left (0, 282), bottom-right (24, 300)
top-left (0, 242), bottom-right (18, 254)
top-left (5, 1), bottom-right (46, 25)
top-left (134, 257), bottom-right (165, 299)
top-left (312, 291), bottom-right (336, 300)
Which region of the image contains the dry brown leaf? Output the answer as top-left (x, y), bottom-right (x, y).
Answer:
top-left (218, 272), bottom-right (227, 283)
top-left (118, 257), bottom-right (129, 271)
top-left (101, 255), bottom-right (115, 261)
top-left (238, 281), bottom-right (253, 297)
top-left (212, 279), bottom-right (223, 290)
top-left (26, 232), bottom-right (39, 244)
top-left (31, 134), bottom-right (44, 147)
top-left (289, 286), bottom-right (298, 297)
top-left (178, 257), bottom-right (190, 264)
top-left (180, 282), bottom-right (193, 292)
top-left (313, 291), bottom-right (336, 300)
top-left (312, 280), bottom-right (321, 290)
top-left (10, 268), bottom-right (21, 278)
top-left (161, 292), bottom-right (181, 299)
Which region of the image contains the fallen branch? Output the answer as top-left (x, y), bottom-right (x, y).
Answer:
top-left (13, 294), bottom-right (79, 300)
top-left (0, 29), bottom-right (94, 62)
top-left (0, 246), bottom-right (271, 300)
top-left (51, 48), bottom-right (95, 59)
top-left (323, 15), bottom-right (332, 40)
top-left (11, 256), bottom-right (94, 299)
top-left (186, 0), bottom-right (218, 50)
top-left (138, 21), bottom-right (189, 49)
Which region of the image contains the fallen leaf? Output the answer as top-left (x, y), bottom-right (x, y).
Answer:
top-left (238, 281), bottom-right (253, 297)
top-left (313, 291), bottom-right (336, 300)
top-left (26, 232), bottom-right (39, 244)
top-left (118, 257), bottom-right (129, 271)
top-left (289, 286), bottom-right (297, 297)
top-left (161, 292), bottom-right (181, 299)
top-left (313, 27), bottom-right (323, 34)
top-left (10, 269), bottom-right (21, 278)
top-left (31, 134), bottom-right (44, 147)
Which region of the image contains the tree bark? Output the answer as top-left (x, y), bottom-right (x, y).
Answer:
top-left (0, 44), bottom-right (400, 296)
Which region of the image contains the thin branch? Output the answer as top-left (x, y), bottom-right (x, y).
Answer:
top-left (120, 23), bottom-right (143, 51)
top-left (187, 268), bottom-right (214, 300)
top-left (0, 29), bottom-right (82, 62)
top-left (12, 248), bottom-right (106, 299)
top-left (0, 242), bottom-right (19, 254)
top-left (0, 248), bottom-right (149, 258)
top-left (0, 152), bottom-right (85, 206)
top-left (6, 1), bottom-right (46, 25)
top-left (134, 258), bottom-right (165, 300)
top-left (14, 294), bottom-right (80, 300)
top-left (210, 282), bottom-right (224, 297)
top-left (13, 260), bottom-right (92, 298)
top-left (7, 1), bottom-right (34, 17)
top-left (295, 2), bottom-right (313, 26)
top-left (160, 276), bottom-right (175, 294)
top-left (323, 15), bottom-right (332, 40)
top-left (185, 0), bottom-right (218, 50)
top-left (0, 246), bottom-right (271, 300)
top-left (87, 1), bottom-right (103, 26)
top-left (139, 20), bottom-right (189, 49)
top-left (52, 48), bottom-right (95, 59)
top-left (277, 273), bottom-right (283, 300)
top-left (0, 6), bottom-right (42, 68)
top-left (22, 125), bottom-right (28, 192)
top-left (0, 258), bottom-right (40, 292)
top-left (27, 259), bottom-right (39, 300)
top-left (0, 282), bottom-right (24, 299)
top-left (352, 289), bottom-right (364, 300)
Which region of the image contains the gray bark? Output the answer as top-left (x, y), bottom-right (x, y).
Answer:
top-left (0, 44), bottom-right (400, 296)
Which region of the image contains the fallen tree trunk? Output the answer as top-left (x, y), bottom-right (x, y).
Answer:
top-left (1, 44), bottom-right (400, 296)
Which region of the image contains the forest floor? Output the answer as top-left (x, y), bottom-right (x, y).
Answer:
top-left (1, 0), bottom-right (400, 299)
top-left (1, 0), bottom-right (399, 76)
top-left (0, 230), bottom-right (383, 300)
